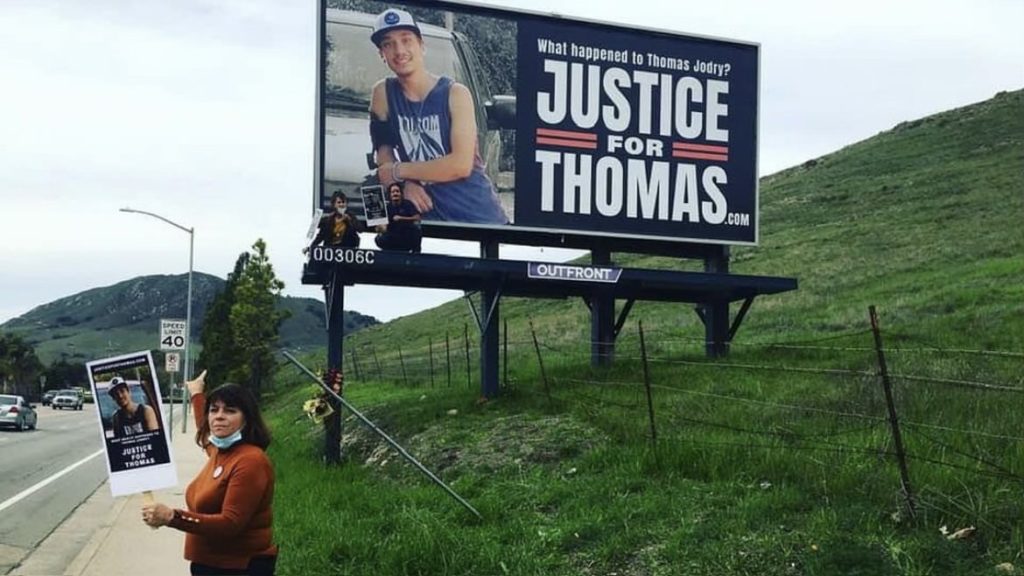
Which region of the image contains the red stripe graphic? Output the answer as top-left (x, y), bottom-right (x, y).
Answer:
top-left (671, 151), bottom-right (729, 162)
top-left (537, 137), bottom-right (598, 150)
top-left (672, 142), bottom-right (730, 154)
top-left (536, 128), bottom-right (598, 141)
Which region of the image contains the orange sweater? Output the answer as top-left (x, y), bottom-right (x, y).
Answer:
top-left (168, 393), bottom-right (277, 569)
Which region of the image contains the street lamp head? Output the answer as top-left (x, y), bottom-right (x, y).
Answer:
top-left (115, 205), bottom-right (195, 384)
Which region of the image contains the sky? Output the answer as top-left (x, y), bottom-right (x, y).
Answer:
top-left (1, 0), bottom-right (1021, 326)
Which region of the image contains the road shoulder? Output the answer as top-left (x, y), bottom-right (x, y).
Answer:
top-left (11, 409), bottom-right (198, 576)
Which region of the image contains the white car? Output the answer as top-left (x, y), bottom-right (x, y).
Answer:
top-left (0, 394), bottom-right (38, 431)
top-left (52, 389), bottom-right (83, 410)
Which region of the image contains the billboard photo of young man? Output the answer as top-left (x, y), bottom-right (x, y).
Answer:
top-left (369, 8), bottom-right (508, 225)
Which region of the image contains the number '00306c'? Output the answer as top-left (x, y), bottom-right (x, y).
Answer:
top-left (312, 247), bottom-right (376, 265)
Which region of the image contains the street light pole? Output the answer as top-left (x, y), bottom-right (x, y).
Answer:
top-left (119, 207), bottom-right (195, 432)
top-left (186, 228), bottom-right (194, 382)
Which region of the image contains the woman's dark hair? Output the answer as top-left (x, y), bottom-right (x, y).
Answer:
top-left (194, 383), bottom-right (272, 450)
top-left (388, 182), bottom-right (403, 196)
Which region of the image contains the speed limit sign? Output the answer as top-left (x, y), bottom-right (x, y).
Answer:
top-left (160, 319), bottom-right (187, 350)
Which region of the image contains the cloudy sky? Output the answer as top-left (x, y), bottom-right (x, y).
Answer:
top-left (1, 0), bottom-right (1021, 325)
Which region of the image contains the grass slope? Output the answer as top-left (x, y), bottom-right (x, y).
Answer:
top-left (263, 89), bottom-right (1024, 575)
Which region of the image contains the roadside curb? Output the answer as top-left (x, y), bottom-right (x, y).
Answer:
top-left (63, 489), bottom-right (127, 576)
top-left (9, 473), bottom-right (119, 576)
top-left (11, 406), bottom-right (197, 576)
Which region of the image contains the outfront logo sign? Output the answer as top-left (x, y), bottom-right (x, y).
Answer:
top-left (527, 262), bottom-right (622, 283)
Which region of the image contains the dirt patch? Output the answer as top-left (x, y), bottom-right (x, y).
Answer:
top-left (344, 412), bottom-right (607, 477)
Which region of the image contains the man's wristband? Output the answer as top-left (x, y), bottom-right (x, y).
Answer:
top-left (391, 161), bottom-right (403, 183)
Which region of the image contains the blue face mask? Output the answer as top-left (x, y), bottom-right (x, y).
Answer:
top-left (209, 428), bottom-right (244, 449)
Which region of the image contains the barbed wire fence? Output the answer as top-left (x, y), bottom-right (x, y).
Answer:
top-left (339, 305), bottom-right (1023, 524)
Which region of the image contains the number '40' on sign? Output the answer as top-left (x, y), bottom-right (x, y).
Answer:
top-left (161, 335), bottom-right (185, 348)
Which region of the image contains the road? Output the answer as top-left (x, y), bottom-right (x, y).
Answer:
top-left (0, 406), bottom-right (106, 574)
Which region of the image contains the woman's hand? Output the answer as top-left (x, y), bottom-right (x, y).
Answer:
top-left (141, 502), bottom-right (174, 528)
top-left (186, 369), bottom-right (207, 397)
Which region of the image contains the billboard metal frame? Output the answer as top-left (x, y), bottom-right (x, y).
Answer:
top-left (303, 244), bottom-right (796, 390)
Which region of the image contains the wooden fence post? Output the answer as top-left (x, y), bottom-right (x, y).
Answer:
top-left (869, 305), bottom-right (916, 520)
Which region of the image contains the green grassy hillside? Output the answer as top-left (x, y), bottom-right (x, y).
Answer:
top-left (264, 89), bottom-right (1024, 575)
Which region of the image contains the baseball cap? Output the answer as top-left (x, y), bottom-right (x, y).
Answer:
top-left (107, 376), bottom-right (129, 396)
top-left (371, 8), bottom-right (421, 47)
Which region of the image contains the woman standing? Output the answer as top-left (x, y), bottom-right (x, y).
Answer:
top-left (141, 370), bottom-right (277, 575)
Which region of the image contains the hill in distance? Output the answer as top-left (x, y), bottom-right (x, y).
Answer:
top-left (0, 272), bottom-right (379, 364)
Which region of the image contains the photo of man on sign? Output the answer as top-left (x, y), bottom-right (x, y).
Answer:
top-left (320, 2), bottom-right (517, 231)
top-left (105, 376), bottom-right (160, 438)
top-left (369, 7), bottom-right (508, 225)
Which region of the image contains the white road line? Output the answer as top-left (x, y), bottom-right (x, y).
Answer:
top-left (0, 448), bottom-right (105, 513)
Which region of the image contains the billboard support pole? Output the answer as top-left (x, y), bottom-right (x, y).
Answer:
top-left (591, 246), bottom-right (615, 367)
top-left (324, 271), bottom-right (344, 464)
top-left (703, 246), bottom-right (731, 358)
top-left (480, 239), bottom-right (500, 399)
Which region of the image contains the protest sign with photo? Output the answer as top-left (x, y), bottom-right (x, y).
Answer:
top-left (361, 184), bottom-right (389, 227)
top-left (86, 351), bottom-right (177, 497)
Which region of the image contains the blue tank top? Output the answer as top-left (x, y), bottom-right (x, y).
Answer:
top-left (386, 76), bottom-right (508, 225)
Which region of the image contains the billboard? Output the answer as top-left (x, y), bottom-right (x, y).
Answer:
top-left (318, 0), bottom-right (759, 246)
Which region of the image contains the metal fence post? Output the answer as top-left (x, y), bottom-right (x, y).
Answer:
top-left (869, 305), bottom-right (916, 519)
top-left (429, 337), bottom-right (435, 388)
top-left (639, 321), bottom-right (658, 453)
top-left (446, 331), bottom-right (452, 388)
top-left (530, 320), bottom-right (551, 405)
top-left (398, 347), bottom-right (409, 387)
top-left (350, 348), bottom-right (361, 380)
top-left (464, 322), bottom-right (471, 389)
top-left (371, 344), bottom-right (383, 381)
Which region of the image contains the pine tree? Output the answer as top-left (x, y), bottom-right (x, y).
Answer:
top-left (228, 239), bottom-right (288, 397)
top-left (196, 252), bottom-right (249, 389)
